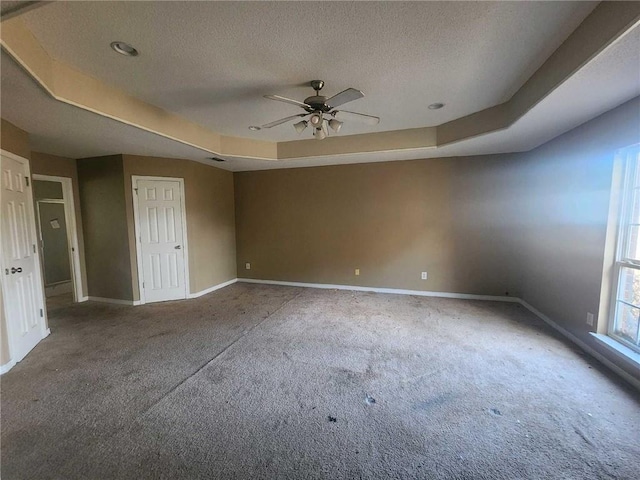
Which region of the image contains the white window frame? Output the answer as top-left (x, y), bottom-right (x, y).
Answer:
top-left (609, 145), bottom-right (640, 353)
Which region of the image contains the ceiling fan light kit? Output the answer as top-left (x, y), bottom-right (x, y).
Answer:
top-left (256, 80), bottom-right (380, 140)
top-left (293, 120), bottom-right (308, 134)
top-left (328, 118), bottom-right (343, 133)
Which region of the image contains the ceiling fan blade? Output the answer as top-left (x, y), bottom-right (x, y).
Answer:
top-left (333, 110), bottom-right (380, 126)
top-left (261, 113), bottom-right (307, 129)
top-left (326, 88), bottom-right (364, 108)
top-left (264, 94), bottom-right (310, 109)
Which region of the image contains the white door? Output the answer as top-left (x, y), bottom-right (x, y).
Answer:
top-left (134, 178), bottom-right (187, 303)
top-left (1, 152), bottom-right (47, 363)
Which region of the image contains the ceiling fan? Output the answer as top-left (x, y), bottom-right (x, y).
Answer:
top-left (252, 80), bottom-right (380, 140)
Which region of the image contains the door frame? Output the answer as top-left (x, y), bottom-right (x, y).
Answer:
top-left (0, 149), bottom-right (49, 370)
top-left (32, 174), bottom-right (85, 302)
top-left (131, 175), bottom-right (190, 305)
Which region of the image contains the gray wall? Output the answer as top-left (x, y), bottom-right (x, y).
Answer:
top-left (36, 201), bottom-right (71, 286)
top-left (77, 155), bottom-right (134, 300)
top-left (512, 97), bottom-right (640, 379)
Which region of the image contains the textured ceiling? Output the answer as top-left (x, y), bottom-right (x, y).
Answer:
top-left (0, 51), bottom-right (213, 164)
top-left (3, 20), bottom-right (637, 172)
top-left (20, 1), bottom-right (597, 142)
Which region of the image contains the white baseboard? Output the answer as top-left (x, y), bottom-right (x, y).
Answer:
top-left (188, 278), bottom-right (238, 299)
top-left (0, 359), bottom-right (16, 375)
top-left (518, 299), bottom-right (640, 391)
top-left (87, 296), bottom-right (141, 306)
top-left (238, 278), bottom-right (519, 303)
top-left (77, 296), bottom-right (89, 302)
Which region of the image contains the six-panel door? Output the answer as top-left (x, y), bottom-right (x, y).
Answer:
top-left (136, 179), bottom-right (187, 303)
top-left (1, 154), bottom-right (46, 362)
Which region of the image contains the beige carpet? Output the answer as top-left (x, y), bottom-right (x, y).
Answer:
top-left (1, 283), bottom-right (639, 479)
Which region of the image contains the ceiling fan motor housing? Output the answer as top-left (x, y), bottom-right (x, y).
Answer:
top-left (304, 95), bottom-right (332, 112)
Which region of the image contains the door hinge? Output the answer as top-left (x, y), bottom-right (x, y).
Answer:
top-left (134, 188), bottom-right (138, 194)
top-left (72, 247), bottom-right (75, 252)
top-left (33, 244), bottom-right (36, 253)
top-left (25, 176), bottom-right (30, 187)
top-left (40, 308), bottom-right (43, 317)
top-left (142, 282), bottom-right (145, 288)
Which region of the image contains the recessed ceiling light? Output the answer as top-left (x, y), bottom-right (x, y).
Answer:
top-left (428, 103), bottom-right (445, 110)
top-left (248, 126), bottom-right (261, 131)
top-left (110, 41), bottom-right (138, 57)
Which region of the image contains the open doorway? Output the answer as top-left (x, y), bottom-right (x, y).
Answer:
top-left (33, 175), bottom-right (83, 312)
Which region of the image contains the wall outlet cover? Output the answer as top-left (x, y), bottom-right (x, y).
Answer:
top-left (355, 269), bottom-right (360, 276)
top-left (586, 312), bottom-right (594, 327)
top-left (245, 262), bottom-right (251, 270)
top-left (421, 272), bottom-right (428, 280)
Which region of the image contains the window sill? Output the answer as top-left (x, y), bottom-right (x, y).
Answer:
top-left (590, 333), bottom-right (640, 369)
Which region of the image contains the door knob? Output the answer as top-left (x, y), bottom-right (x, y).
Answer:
top-left (174, 245), bottom-right (181, 249)
top-left (10, 267), bottom-right (22, 274)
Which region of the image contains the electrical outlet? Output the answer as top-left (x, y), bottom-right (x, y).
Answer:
top-left (245, 262), bottom-right (251, 270)
top-left (421, 272), bottom-right (428, 280)
top-left (586, 312), bottom-right (594, 327)
top-left (355, 268), bottom-right (360, 276)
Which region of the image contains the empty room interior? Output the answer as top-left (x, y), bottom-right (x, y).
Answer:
top-left (1, 1), bottom-right (640, 478)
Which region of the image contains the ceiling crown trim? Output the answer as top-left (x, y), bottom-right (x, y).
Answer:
top-left (1, 2), bottom-right (639, 163)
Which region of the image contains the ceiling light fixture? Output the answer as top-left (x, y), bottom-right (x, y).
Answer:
top-left (328, 119), bottom-right (343, 133)
top-left (428, 103), bottom-right (444, 110)
top-left (110, 41), bottom-right (139, 57)
top-left (313, 127), bottom-right (326, 140)
top-left (293, 120), bottom-right (308, 134)
top-left (248, 125), bottom-right (261, 131)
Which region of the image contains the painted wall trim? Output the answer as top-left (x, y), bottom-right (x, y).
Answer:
top-left (590, 333), bottom-right (640, 369)
top-left (238, 278), bottom-right (519, 303)
top-left (519, 299), bottom-right (640, 391)
top-left (87, 296), bottom-right (141, 306)
top-left (1, 3), bottom-right (638, 162)
top-left (32, 174), bottom-right (85, 302)
top-left (0, 359), bottom-right (16, 375)
top-left (187, 278), bottom-right (238, 299)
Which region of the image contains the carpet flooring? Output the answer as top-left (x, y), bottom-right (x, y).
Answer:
top-left (1, 283), bottom-right (639, 479)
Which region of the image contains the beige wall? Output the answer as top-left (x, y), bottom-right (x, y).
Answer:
top-left (1, 118), bottom-right (30, 160)
top-left (0, 119), bottom-right (30, 365)
top-left (235, 155), bottom-right (521, 296)
top-left (123, 155), bottom-right (236, 299)
top-left (235, 97), bottom-right (640, 383)
top-left (30, 152), bottom-right (88, 298)
top-left (513, 97), bottom-right (640, 380)
top-left (77, 155), bottom-right (134, 300)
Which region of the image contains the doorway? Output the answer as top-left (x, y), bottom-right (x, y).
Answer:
top-left (32, 175), bottom-right (83, 311)
top-left (132, 176), bottom-right (189, 304)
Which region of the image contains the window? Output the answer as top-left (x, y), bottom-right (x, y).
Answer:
top-left (610, 145), bottom-right (640, 353)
